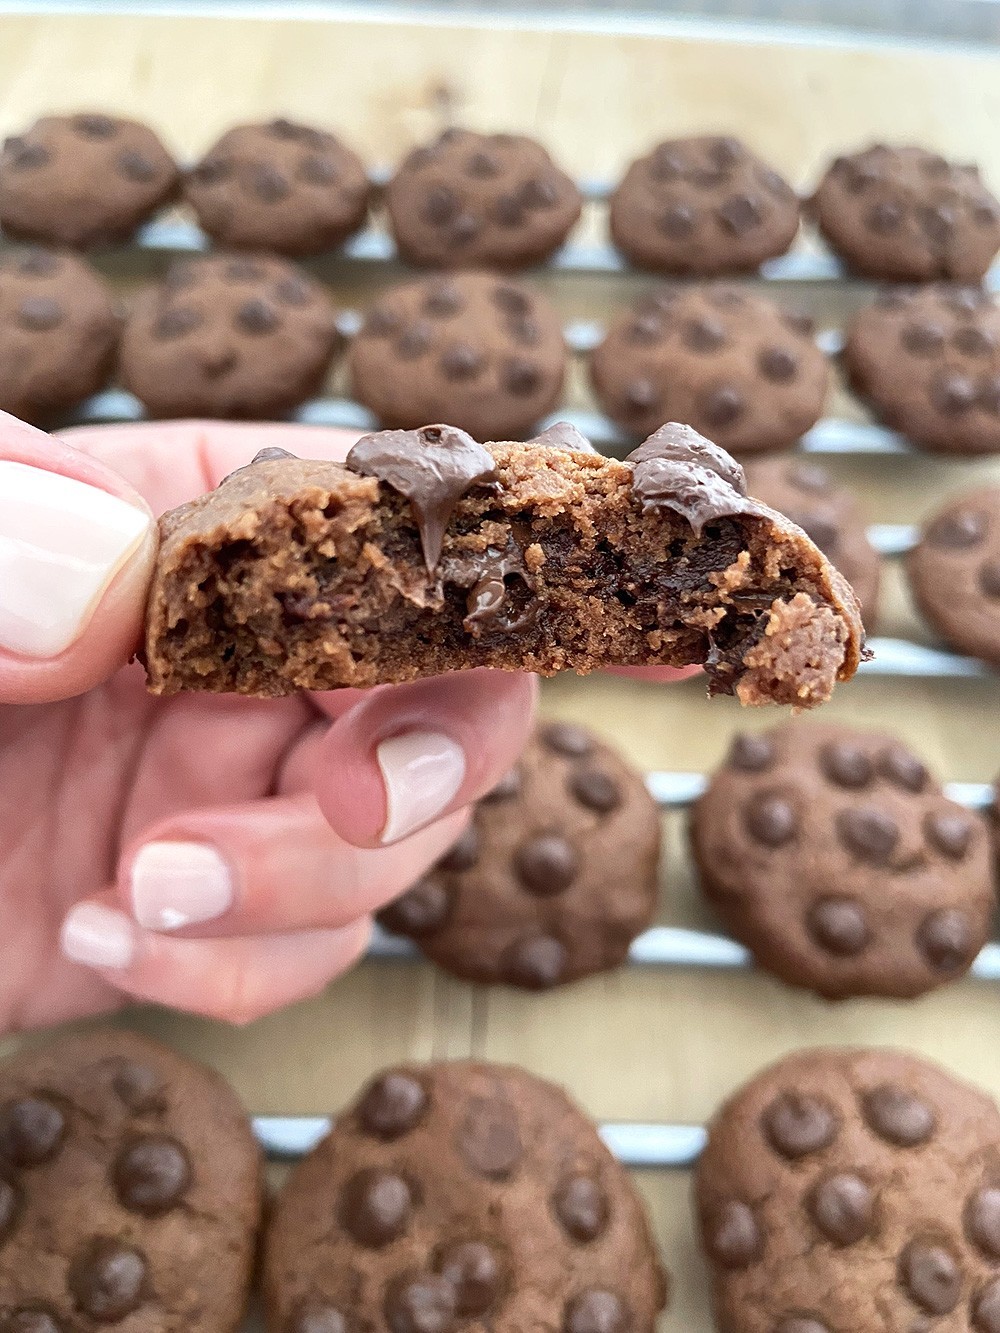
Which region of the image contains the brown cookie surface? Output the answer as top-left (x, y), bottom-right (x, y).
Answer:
top-left (119, 253), bottom-right (340, 419)
top-left (609, 136), bottom-right (800, 275)
top-left (0, 1028), bottom-right (261, 1330)
top-left (691, 721), bottom-right (994, 999)
top-left (590, 284), bottom-right (828, 452)
top-left (0, 247), bottom-right (119, 424)
top-left (186, 118), bottom-right (370, 255)
top-left (264, 1060), bottom-right (667, 1332)
top-left (0, 113), bottom-right (179, 248)
top-left (696, 1047), bottom-right (1000, 1333)
top-left (386, 128), bottom-right (581, 269)
top-left (907, 487), bottom-right (1000, 667)
top-left (744, 457), bottom-right (880, 629)
top-left (811, 144), bottom-right (1000, 281)
top-left (350, 271), bottom-right (566, 440)
top-left (845, 286), bottom-right (1000, 456)
top-left (379, 722), bottom-right (661, 989)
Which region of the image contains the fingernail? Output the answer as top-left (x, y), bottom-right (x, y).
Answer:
top-left (60, 903), bottom-right (136, 970)
top-left (130, 841), bottom-right (234, 932)
top-left (376, 730), bottom-right (466, 844)
top-left (0, 461), bottom-right (150, 659)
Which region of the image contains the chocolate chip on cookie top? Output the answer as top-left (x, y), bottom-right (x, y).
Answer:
top-left (186, 118), bottom-right (371, 256)
top-left (119, 252), bottom-right (340, 419)
top-left (349, 271), bottom-right (566, 440)
top-left (907, 486), bottom-right (1000, 668)
top-left (385, 128), bottom-right (582, 269)
top-left (845, 286), bottom-right (1000, 456)
top-left (590, 284), bottom-right (828, 453)
top-left (691, 721), bottom-right (994, 999)
top-left (264, 1060), bottom-right (668, 1331)
top-left (0, 113), bottom-right (179, 248)
top-left (609, 136), bottom-right (800, 275)
top-left (0, 1029), bottom-right (261, 1331)
top-left (697, 1047), bottom-right (1000, 1333)
top-left (744, 458), bottom-right (881, 629)
top-left (0, 247), bottom-right (120, 425)
top-left (378, 722), bottom-right (661, 989)
top-left (811, 144), bottom-right (1000, 281)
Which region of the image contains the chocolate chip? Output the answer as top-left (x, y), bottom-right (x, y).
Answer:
top-left (503, 357), bottom-right (542, 396)
top-left (901, 322), bottom-right (946, 356)
top-left (917, 908), bottom-right (973, 973)
top-left (820, 741), bottom-right (873, 789)
top-left (424, 281), bottom-right (463, 318)
top-left (503, 935), bottom-right (568, 989)
top-left (807, 897), bottom-right (870, 957)
top-left (966, 1187), bottom-right (1000, 1260)
top-left (569, 768), bottom-right (621, 813)
top-left (808, 1172), bottom-right (874, 1246)
top-left (112, 1135), bottom-right (190, 1215)
top-left (926, 509), bottom-right (987, 548)
top-left (836, 806), bottom-right (899, 864)
top-left (924, 810), bottom-right (974, 859)
top-left (784, 311), bottom-right (816, 338)
top-left (299, 155), bottom-right (339, 186)
top-left (493, 195), bottom-right (525, 227)
top-left (954, 325), bottom-right (995, 356)
top-left (465, 150), bottom-right (502, 178)
top-left (341, 1168), bottom-right (413, 1247)
top-left (365, 306), bottom-right (400, 337)
top-left (717, 194), bottom-right (762, 234)
top-left (706, 1200), bottom-right (762, 1268)
top-left (758, 347), bottom-right (798, 382)
top-left (980, 560), bottom-right (1000, 597)
top-left (520, 176), bottom-right (559, 209)
top-left (877, 746), bottom-right (928, 792)
top-left (250, 446), bottom-right (295, 466)
top-left (658, 204), bottom-right (696, 239)
top-left (865, 201), bottom-right (904, 234)
top-left (396, 323), bottom-right (431, 359)
top-left (275, 277), bottom-right (313, 307)
top-left (625, 378), bottom-right (659, 412)
top-left (435, 1240), bottom-right (507, 1315)
top-left (74, 113), bottom-right (117, 139)
top-left (16, 296), bottom-right (62, 331)
top-left (508, 316), bottom-right (541, 346)
top-left (192, 157), bottom-right (229, 185)
top-left (626, 315), bottom-right (664, 345)
top-left (862, 1084), bottom-right (935, 1146)
top-left (4, 141), bottom-right (49, 170)
top-left (701, 384), bottom-right (745, 428)
top-left (553, 1175), bottom-right (609, 1243)
top-left (236, 298), bottom-right (280, 334)
top-left (728, 733), bottom-right (774, 772)
top-left (289, 1305), bottom-right (348, 1333)
top-left (1, 1313), bottom-right (63, 1333)
top-left (650, 146), bottom-right (686, 180)
top-left (0, 1097), bottom-right (65, 1167)
top-left (974, 1281), bottom-right (1000, 1333)
top-left (920, 203), bottom-right (956, 245)
top-left (68, 1238), bottom-right (148, 1320)
top-left (563, 1290), bottom-right (630, 1333)
top-left (543, 723), bottom-right (592, 757)
top-left (246, 163), bottom-right (289, 202)
top-left (358, 1071), bottom-right (428, 1140)
top-left (384, 1275), bottom-right (456, 1333)
top-left (763, 1092), bottom-right (837, 1160)
top-left (930, 370), bottom-right (977, 415)
top-left (482, 768), bottom-right (521, 802)
top-left (379, 880), bottom-right (452, 937)
top-left (16, 249), bottom-right (57, 277)
top-left (492, 285), bottom-right (531, 316)
top-left (743, 792), bottom-right (797, 846)
top-left (440, 342), bottom-right (483, 380)
top-left (111, 1061), bottom-right (165, 1114)
top-left (422, 186), bottom-right (459, 226)
top-left (683, 316), bottom-right (725, 353)
top-left (451, 214), bottom-right (481, 244)
top-left (514, 834), bottom-right (578, 896)
top-left (154, 306), bottom-right (202, 339)
top-left (226, 258), bottom-right (265, 281)
top-left (899, 1239), bottom-right (961, 1315)
top-left (437, 825), bottom-right (479, 873)
top-left (457, 1096), bottom-right (522, 1177)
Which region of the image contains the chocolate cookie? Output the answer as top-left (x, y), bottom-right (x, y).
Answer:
top-left (0, 1028), bottom-right (261, 1330)
top-left (186, 118), bottom-right (370, 255)
top-left (696, 1046), bottom-right (1000, 1333)
top-left (590, 285), bottom-right (829, 452)
top-left (385, 128), bottom-right (582, 269)
top-left (692, 721), bottom-right (994, 999)
top-left (609, 136), bottom-right (800, 275)
top-left (119, 253), bottom-right (340, 419)
top-left (350, 272), bottom-right (566, 440)
top-left (744, 457), bottom-right (880, 629)
top-left (264, 1060), bottom-right (668, 1332)
top-left (144, 423), bottom-right (864, 704)
top-left (0, 247), bottom-right (119, 424)
top-left (907, 487), bottom-right (1000, 667)
top-left (811, 144), bottom-right (1000, 281)
top-left (844, 286), bottom-right (1000, 456)
top-left (379, 722), bottom-right (661, 989)
top-left (0, 113), bottom-right (179, 248)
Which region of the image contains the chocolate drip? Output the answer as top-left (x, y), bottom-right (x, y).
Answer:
top-left (527, 422), bottom-right (596, 453)
top-left (443, 538), bottom-right (538, 636)
top-left (625, 422), bottom-right (762, 534)
top-left (347, 425), bottom-right (497, 572)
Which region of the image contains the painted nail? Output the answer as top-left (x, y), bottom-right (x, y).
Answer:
top-left (60, 903), bottom-right (136, 970)
top-left (0, 460), bottom-right (150, 659)
top-left (376, 730), bottom-right (466, 844)
top-left (130, 841), bottom-right (234, 932)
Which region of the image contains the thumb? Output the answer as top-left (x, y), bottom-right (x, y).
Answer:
top-left (0, 412), bottom-right (156, 704)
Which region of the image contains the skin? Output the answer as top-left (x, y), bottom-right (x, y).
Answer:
top-left (0, 414), bottom-right (691, 1034)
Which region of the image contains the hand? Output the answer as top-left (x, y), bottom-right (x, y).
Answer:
top-left (0, 414), bottom-right (535, 1033)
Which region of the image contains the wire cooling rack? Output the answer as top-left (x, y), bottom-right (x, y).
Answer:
top-left (369, 770), bottom-right (1000, 978)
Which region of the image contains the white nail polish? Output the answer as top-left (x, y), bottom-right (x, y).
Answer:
top-left (60, 903), bottom-right (136, 970)
top-left (0, 461), bottom-right (149, 659)
top-left (130, 841), bottom-right (234, 932)
top-left (377, 730), bottom-right (466, 844)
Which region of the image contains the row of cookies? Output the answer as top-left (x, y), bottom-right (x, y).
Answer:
top-left (3, 113), bottom-right (1000, 282)
top-left (378, 718), bottom-right (1000, 1003)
